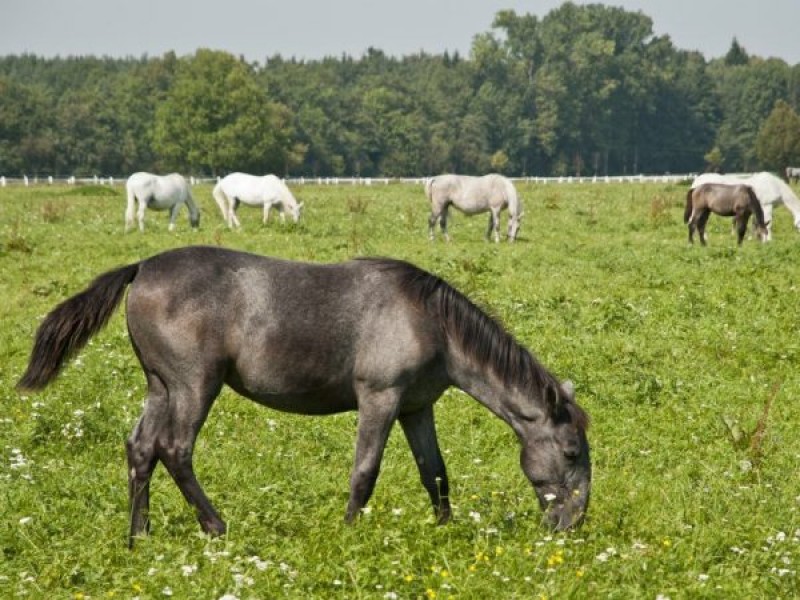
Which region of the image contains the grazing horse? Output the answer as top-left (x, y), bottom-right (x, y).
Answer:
top-left (692, 172), bottom-right (800, 240)
top-left (125, 172), bottom-right (199, 232)
top-left (213, 172), bottom-right (303, 228)
top-left (786, 167), bottom-right (800, 184)
top-left (684, 183), bottom-right (768, 246)
top-left (17, 246), bottom-right (590, 547)
top-left (426, 174), bottom-right (523, 242)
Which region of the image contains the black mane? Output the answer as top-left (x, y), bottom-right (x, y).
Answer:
top-left (365, 258), bottom-right (587, 429)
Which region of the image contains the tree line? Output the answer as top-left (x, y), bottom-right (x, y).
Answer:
top-left (2, 3), bottom-right (800, 179)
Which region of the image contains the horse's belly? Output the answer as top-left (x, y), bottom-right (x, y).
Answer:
top-left (147, 197), bottom-right (178, 210)
top-left (229, 380), bottom-right (358, 415)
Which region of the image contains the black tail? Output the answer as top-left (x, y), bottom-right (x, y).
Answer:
top-left (684, 188), bottom-right (694, 224)
top-left (17, 262), bottom-right (140, 391)
top-left (744, 185), bottom-right (766, 226)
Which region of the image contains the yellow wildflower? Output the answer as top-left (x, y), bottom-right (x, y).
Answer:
top-left (546, 550), bottom-right (564, 568)
top-left (425, 589), bottom-right (437, 599)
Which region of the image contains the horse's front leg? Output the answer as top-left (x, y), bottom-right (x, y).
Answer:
top-left (168, 204), bottom-right (180, 232)
top-left (263, 203), bottom-right (271, 225)
top-left (137, 200), bottom-right (147, 232)
top-left (735, 213), bottom-right (750, 246)
top-left (399, 405), bottom-right (451, 524)
top-left (486, 210), bottom-right (501, 243)
top-left (345, 388), bottom-right (401, 523)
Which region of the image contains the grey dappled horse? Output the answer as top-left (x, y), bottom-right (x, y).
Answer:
top-left (426, 174), bottom-right (523, 242)
top-left (684, 183), bottom-right (768, 246)
top-left (17, 246), bottom-right (590, 547)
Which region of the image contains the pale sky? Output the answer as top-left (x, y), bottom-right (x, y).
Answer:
top-left (3, 0), bottom-right (799, 64)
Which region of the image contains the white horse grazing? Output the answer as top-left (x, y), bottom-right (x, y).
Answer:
top-left (691, 171), bottom-right (800, 240)
top-left (425, 174), bottom-right (522, 242)
top-left (125, 172), bottom-right (199, 233)
top-left (213, 173), bottom-right (303, 228)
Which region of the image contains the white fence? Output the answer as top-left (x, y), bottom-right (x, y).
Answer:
top-left (0, 173), bottom-right (698, 187)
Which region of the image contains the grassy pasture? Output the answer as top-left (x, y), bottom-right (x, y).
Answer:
top-left (1, 180), bottom-right (800, 598)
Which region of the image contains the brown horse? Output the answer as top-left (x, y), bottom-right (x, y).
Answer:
top-left (684, 183), bottom-right (768, 246)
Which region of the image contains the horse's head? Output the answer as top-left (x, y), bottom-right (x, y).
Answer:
top-left (517, 380), bottom-right (591, 530)
top-left (755, 220), bottom-right (770, 242)
top-left (288, 201), bottom-right (304, 223)
top-left (508, 211), bottom-right (523, 242)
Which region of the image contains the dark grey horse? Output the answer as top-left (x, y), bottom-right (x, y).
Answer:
top-left (17, 246), bottom-right (590, 547)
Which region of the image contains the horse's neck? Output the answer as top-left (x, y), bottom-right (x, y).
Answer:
top-left (279, 184), bottom-right (297, 208)
top-left (778, 181), bottom-right (800, 216)
top-left (184, 194), bottom-right (199, 217)
top-left (446, 354), bottom-right (519, 425)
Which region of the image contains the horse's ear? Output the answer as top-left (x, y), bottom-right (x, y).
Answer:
top-left (543, 380), bottom-right (564, 411)
top-left (560, 379), bottom-right (575, 402)
top-left (298, 202), bottom-right (304, 209)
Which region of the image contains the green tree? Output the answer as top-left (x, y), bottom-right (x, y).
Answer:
top-left (755, 100), bottom-right (800, 169)
top-left (152, 49), bottom-right (296, 175)
top-left (0, 77), bottom-right (55, 175)
top-left (724, 38), bottom-right (749, 66)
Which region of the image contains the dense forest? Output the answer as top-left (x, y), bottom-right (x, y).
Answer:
top-left (2, 3), bottom-right (800, 179)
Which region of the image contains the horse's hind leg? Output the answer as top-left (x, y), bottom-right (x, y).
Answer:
top-left (428, 211), bottom-right (438, 240)
top-left (440, 206), bottom-right (450, 242)
top-left (485, 213), bottom-right (495, 242)
top-left (127, 374), bottom-right (168, 547)
top-left (399, 405), bottom-right (451, 524)
top-left (697, 211), bottom-right (710, 246)
top-left (157, 379), bottom-right (226, 537)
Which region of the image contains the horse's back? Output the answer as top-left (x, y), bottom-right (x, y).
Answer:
top-left (692, 183), bottom-right (751, 216)
top-left (219, 172), bottom-right (277, 204)
top-left (127, 172), bottom-right (188, 201)
top-left (428, 174), bottom-right (512, 213)
top-left (126, 248), bottom-right (442, 412)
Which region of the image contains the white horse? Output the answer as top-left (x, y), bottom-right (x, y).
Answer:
top-left (785, 167), bottom-right (800, 183)
top-left (691, 171), bottom-right (800, 240)
top-left (425, 174), bottom-right (522, 242)
top-left (212, 173), bottom-right (303, 228)
top-left (125, 172), bottom-right (199, 233)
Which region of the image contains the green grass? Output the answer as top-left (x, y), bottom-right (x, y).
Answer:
top-left (2, 180), bottom-right (800, 598)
